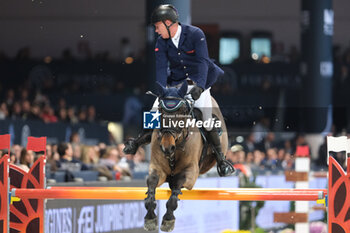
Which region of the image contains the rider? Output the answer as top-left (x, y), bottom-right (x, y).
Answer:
top-left (124, 4), bottom-right (235, 177)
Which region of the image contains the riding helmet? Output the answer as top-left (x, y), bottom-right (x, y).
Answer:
top-left (151, 4), bottom-right (179, 24)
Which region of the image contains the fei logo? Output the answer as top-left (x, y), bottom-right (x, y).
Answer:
top-left (143, 110), bottom-right (161, 129)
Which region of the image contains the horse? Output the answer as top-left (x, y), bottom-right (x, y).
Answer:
top-left (144, 81), bottom-right (228, 232)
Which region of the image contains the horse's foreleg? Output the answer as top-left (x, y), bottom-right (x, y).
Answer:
top-left (160, 172), bottom-right (186, 232)
top-left (144, 170), bottom-right (159, 231)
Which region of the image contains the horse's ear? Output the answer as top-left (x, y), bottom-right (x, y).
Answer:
top-left (177, 81), bottom-right (188, 98)
top-left (155, 81), bottom-right (166, 97)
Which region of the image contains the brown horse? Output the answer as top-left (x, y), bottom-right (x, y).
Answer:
top-left (144, 82), bottom-right (228, 232)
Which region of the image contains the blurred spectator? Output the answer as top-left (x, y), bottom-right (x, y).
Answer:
top-left (11, 102), bottom-right (22, 120)
top-left (99, 147), bottom-right (131, 178)
top-left (87, 105), bottom-right (96, 122)
top-left (97, 142), bottom-right (107, 158)
top-left (99, 147), bottom-right (119, 170)
top-left (276, 148), bottom-right (286, 168)
top-left (67, 107), bottom-right (79, 124)
top-left (243, 133), bottom-right (256, 153)
top-left (227, 144), bottom-right (244, 165)
top-left (264, 148), bottom-right (280, 170)
top-left (226, 149), bottom-right (238, 165)
top-left (58, 98), bottom-right (66, 110)
top-left (18, 148), bottom-right (35, 172)
top-left (245, 152), bottom-right (254, 166)
top-left (81, 146), bottom-right (113, 180)
top-left (58, 108), bottom-right (69, 122)
top-left (81, 146), bottom-right (99, 168)
top-left (236, 146), bottom-right (246, 164)
top-left (284, 139), bottom-right (293, 154)
top-left (20, 88), bottom-right (30, 102)
top-left (46, 144), bottom-right (58, 172)
top-left (33, 91), bottom-right (49, 106)
top-left (1, 149), bottom-right (16, 164)
top-left (256, 132), bottom-right (277, 153)
top-left (21, 100), bottom-right (31, 120)
top-left (5, 89), bottom-right (15, 108)
top-left (41, 105), bottom-right (58, 123)
top-left (9, 152), bottom-right (17, 165)
top-left (28, 104), bottom-right (41, 120)
top-left (116, 143), bottom-right (131, 173)
top-left (0, 102), bottom-right (9, 119)
top-left (252, 149), bottom-right (265, 170)
top-left (116, 143), bottom-right (126, 158)
top-left (252, 117), bottom-right (270, 143)
top-left (133, 147), bottom-right (149, 173)
top-left (282, 152), bottom-right (294, 170)
top-left (293, 134), bottom-right (309, 154)
top-left (78, 109), bottom-right (87, 122)
top-left (11, 144), bottom-right (22, 164)
top-left (72, 144), bottom-right (82, 161)
top-left (57, 142), bottom-right (86, 171)
top-left (70, 132), bottom-right (81, 148)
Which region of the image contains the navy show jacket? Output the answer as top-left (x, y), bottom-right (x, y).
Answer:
top-left (155, 23), bottom-right (224, 90)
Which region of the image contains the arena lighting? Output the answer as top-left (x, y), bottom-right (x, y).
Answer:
top-left (236, 136), bottom-right (244, 143)
top-left (43, 56), bottom-right (52, 64)
top-left (252, 53), bottom-right (259, 60)
top-left (125, 56), bottom-right (134, 64)
top-left (261, 56), bottom-right (270, 64)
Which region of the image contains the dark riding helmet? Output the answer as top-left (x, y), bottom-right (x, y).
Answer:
top-left (151, 4), bottom-right (179, 24)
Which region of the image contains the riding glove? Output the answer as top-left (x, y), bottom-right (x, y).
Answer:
top-left (189, 86), bottom-right (203, 100)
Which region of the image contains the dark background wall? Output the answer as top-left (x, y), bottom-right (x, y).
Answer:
top-left (0, 0), bottom-right (349, 58)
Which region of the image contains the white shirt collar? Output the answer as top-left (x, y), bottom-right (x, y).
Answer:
top-left (171, 24), bottom-right (182, 48)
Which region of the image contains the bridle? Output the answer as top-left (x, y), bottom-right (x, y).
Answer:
top-left (147, 91), bottom-right (194, 174)
top-left (158, 95), bottom-right (193, 151)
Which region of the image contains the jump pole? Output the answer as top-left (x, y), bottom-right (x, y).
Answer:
top-left (12, 188), bottom-right (326, 201)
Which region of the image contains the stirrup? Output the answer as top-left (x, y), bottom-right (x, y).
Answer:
top-left (217, 160), bottom-right (235, 177)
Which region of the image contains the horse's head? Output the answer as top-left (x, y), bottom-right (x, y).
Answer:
top-left (154, 81), bottom-right (191, 158)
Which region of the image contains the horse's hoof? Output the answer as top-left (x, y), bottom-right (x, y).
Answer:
top-left (160, 219), bottom-right (175, 232)
top-left (144, 218), bottom-right (158, 231)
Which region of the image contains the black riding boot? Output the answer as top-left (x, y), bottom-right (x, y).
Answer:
top-left (123, 129), bottom-right (152, 155)
top-left (207, 128), bottom-right (235, 177)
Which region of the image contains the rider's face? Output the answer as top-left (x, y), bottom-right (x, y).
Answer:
top-left (154, 21), bottom-right (170, 39)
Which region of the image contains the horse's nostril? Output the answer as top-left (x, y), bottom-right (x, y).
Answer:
top-left (160, 145), bottom-right (175, 156)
